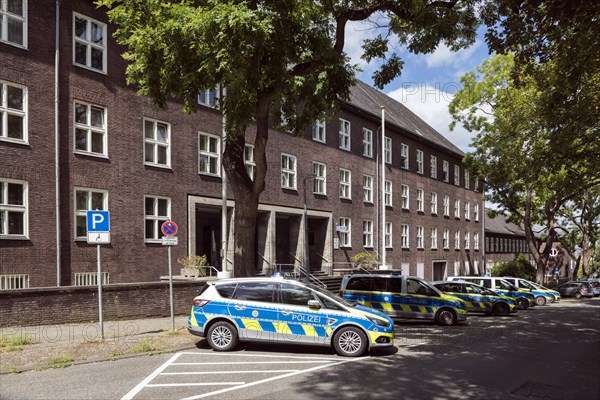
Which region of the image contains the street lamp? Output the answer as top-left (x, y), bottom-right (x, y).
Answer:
top-left (302, 173), bottom-right (316, 283)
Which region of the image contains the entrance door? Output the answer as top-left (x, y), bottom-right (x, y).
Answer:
top-left (433, 261), bottom-right (447, 281)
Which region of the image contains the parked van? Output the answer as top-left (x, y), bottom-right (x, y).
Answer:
top-left (447, 276), bottom-right (536, 310)
top-left (502, 277), bottom-right (557, 305)
top-left (339, 274), bottom-right (468, 326)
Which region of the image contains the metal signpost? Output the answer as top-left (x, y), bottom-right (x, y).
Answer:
top-left (161, 220), bottom-right (178, 332)
top-left (86, 210), bottom-right (110, 339)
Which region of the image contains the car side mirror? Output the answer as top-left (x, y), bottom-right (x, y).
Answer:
top-left (307, 300), bottom-right (321, 309)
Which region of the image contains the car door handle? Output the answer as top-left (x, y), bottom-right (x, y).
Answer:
top-left (234, 305), bottom-right (246, 310)
top-left (281, 311), bottom-right (292, 316)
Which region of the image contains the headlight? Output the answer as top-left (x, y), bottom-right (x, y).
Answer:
top-left (367, 315), bottom-right (390, 327)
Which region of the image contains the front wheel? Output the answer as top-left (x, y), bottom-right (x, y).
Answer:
top-left (333, 326), bottom-right (368, 357)
top-left (435, 308), bottom-right (457, 326)
top-left (492, 302), bottom-right (510, 316)
top-left (206, 321), bottom-right (238, 352)
top-left (516, 298), bottom-right (529, 310)
top-left (535, 296), bottom-right (547, 306)
top-left (575, 292), bottom-right (582, 299)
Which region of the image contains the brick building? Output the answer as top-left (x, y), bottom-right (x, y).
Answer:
top-left (0, 0), bottom-right (483, 289)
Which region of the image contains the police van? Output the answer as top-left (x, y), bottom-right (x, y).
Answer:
top-left (447, 276), bottom-right (536, 309)
top-left (338, 274), bottom-right (468, 326)
top-left (187, 277), bottom-right (394, 357)
top-left (431, 280), bottom-right (518, 316)
top-left (502, 277), bottom-right (559, 304)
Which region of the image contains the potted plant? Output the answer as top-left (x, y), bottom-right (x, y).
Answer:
top-left (351, 252), bottom-right (379, 271)
top-left (177, 254), bottom-right (207, 277)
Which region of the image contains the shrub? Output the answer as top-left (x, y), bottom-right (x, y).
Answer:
top-left (351, 252), bottom-right (378, 269)
top-left (490, 254), bottom-right (536, 281)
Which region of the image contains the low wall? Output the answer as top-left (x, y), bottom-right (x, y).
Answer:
top-left (0, 280), bottom-right (209, 327)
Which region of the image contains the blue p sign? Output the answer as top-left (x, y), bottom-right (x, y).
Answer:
top-left (87, 210), bottom-right (110, 232)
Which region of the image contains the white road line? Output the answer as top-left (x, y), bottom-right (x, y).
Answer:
top-left (146, 383), bottom-right (245, 387)
top-left (172, 360), bottom-right (332, 365)
top-left (181, 357), bottom-right (370, 400)
top-left (161, 370), bottom-right (299, 375)
top-left (121, 352), bottom-right (182, 400)
top-left (179, 352), bottom-right (340, 361)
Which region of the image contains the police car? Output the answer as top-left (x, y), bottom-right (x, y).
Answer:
top-left (502, 277), bottom-right (559, 304)
top-left (447, 276), bottom-right (536, 310)
top-left (339, 274), bottom-right (468, 326)
top-left (431, 281), bottom-right (518, 316)
top-left (187, 277), bottom-right (394, 357)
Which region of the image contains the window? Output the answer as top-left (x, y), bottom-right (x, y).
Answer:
top-left (1, 0), bottom-right (26, 47)
top-left (0, 274), bottom-right (29, 289)
top-left (363, 175), bottom-right (373, 203)
top-left (454, 199), bottom-right (461, 219)
top-left (74, 272), bottom-right (109, 286)
top-left (0, 178), bottom-right (27, 238)
top-left (465, 231), bottom-right (470, 250)
top-left (198, 132), bottom-right (220, 176)
top-left (280, 283), bottom-right (316, 306)
top-left (234, 283), bottom-right (275, 302)
top-left (401, 224), bottom-right (409, 248)
top-left (407, 279), bottom-right (430, 295)
top-left (385, 222), bottom-right (392, 248)
top-left (144, 196), bottom-right (170, 242)
top-left (73, 13), bottom-right (107, 73)
top-left (474, 232), bottom-right (479, 250)
top-left (339, 217), bottom-right (351, 247)
top-left (0, 81), bottom-right (27, 143)
top-left (465, 169), bottom-right (470, 189)
top-left (198, 86), bottom-right (219, 108)
top-left (339, 119), bottom-right (350, 151)
top-left (74, 101), bottom-right (107, 156)
top-left (431, 192), bottom-right (438, 215)
top-left (416, 189), bottom-right (424, 212)
top-left (281, 153), bottom-right (297, 189)
top-left (313, 162), bottom-right (326, 195)
top-left (363, 220), bottom-right (373, 248)
top-left (362, 128), bottom-right (372, 157)
top-left (313, 120), bottom-right (326, 143)
top-left (474, 176), bottom-right (480, 192)
top-left (431, 227), bottom-right (438, 249)
top-left (430, 155), bottom-right (437, 178)
top-left (384, 180), bottom-right (392, 206)
top-left (454, 165), bottom-right (460, 186)
top-left (443, 195), bottom-right (450, 216)
top-left (416, 226), bottom-right (424, 249)
top-left (74, 188), bottom-right (107, 239)
top-left (443, 161), bottom-right (449, 182)
top-left (143, 118), bottom-right (170, 167)
top-left (443, 229), bottom-right (449, 249)
top-left (416, 150), bottom-right (423, 174)
top-left (339, 168), bottom-right (351, 199)
top-left (401, 184), bottom-right (409, 209)
top-left (474, 203), bottom-right (479, 222)
top-left (401, 143), bottom-right (409, 169)
top-left (454, 231), bottom-right (461, 250)
top-left (465, 201), bottom-right (470, 220)
top-left (244, 144), bottom-right (255, 180)
top-left (384, 137), bottom-right (392, 164)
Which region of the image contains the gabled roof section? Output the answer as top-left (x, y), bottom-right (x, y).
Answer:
top-left (485, 214), bottom-right (526, 236)
top-left (346, 80), bottom-right (464, 157)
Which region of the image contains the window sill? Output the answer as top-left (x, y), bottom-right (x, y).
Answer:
top-left (0, 235), bottom-right (30, 241)
top-left (74, 63), bottom-right (107, 75)
top-left (0, 40), bottom-right (28, 50)
top-left (74, 150), bottom-right (109, 160)
top-left (144, 162), bottom-right (172, 170)
top-left (0, 137), bottom-right (29, 146)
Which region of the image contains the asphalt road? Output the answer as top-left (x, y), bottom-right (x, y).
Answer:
top-left (1, 299), bottom-right (598, 400)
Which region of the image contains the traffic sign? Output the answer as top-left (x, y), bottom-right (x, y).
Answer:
top-left (161, 221), bottom-right (178, 237)
top-left (87, 210), bottom-right (110, 232)
top-left (162, 236), bottom-right (178, 246)
top-left (87, 232), bottom-right (111, 244)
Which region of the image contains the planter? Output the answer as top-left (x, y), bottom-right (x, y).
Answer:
top-left (180, 267), bottom-right (202, 277)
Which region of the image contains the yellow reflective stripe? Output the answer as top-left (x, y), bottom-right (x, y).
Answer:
top-left (363, 301), bottom-right (373, 308)
top-left (418, 306), bottom-right (427, 313)
top-left (381, 303), bottom-right (394, 311)
top-left (302, 324), bottom-right (318, 337)
top-left (190, 308), bottom-right (199, 327)
top-left (272, 322), bottom-right (291, 334)
top-left (324, 327), bottom-right (333, 337)
top-left (479, 302), bottom-right (487, 309)
top-left (368, 331), bottom-right (394, 344)
top-left (242, 318), bottom-right (263, 331)
top-left (401, 305), bottom-right (412, 312)
top-left (465, 302), bottom-right (473, 308)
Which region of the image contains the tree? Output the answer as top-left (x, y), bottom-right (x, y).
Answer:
top-left (98, 0), bottom-right (482, 277)
top-left (490, 254), bottom-right (536, 281)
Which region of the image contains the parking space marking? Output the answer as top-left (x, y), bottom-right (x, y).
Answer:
top-left (172, 360), bottom-right (333, 365)
top-left (162, 370), bottom-right (299, 375)
top-left (121, 352), bottom-right (182, 400)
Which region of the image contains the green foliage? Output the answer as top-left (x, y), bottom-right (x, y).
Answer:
top-left (351, 252), bottom-right (379, 269)
top-left (177, 254), bottom-right (207, 270)
top-left (131, 339), bottom-right (161, 354)
top-left (48, 354), bottom-right (75, 368)
top-left (0, 334), bottom-right (34, 352)
top-left (490, 254), bottom-right (536, 281)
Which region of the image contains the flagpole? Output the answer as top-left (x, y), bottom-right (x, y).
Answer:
top-left (381, 106), bottom-right (386, 268)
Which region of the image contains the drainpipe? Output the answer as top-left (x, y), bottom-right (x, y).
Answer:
top-left (380, 107), bottom-right (386, 269)
top-left (55, 0), bottom-right (61, 286)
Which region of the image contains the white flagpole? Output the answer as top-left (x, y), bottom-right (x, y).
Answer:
top-left (381, 106), bottom-right (386, 268)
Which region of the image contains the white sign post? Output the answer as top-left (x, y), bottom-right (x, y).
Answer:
top-left (161, 221), bottom-right (178, 332)
top-left (86, 210), bottom-right (110, 339)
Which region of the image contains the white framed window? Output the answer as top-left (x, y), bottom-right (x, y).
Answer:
top-left (313, 162), bottom-right (326, 195)
top-left (416, 150), bottom-right (424, 174)
top-left (431, 227), bottom-right (438, 249)
top-left (465, 231), bottom-right (470, 250)
top-left (0, 178), bottom-right (28, 238)
top-left (401, 224), bottom-right (409, 249)
top-left (385, 222), bottom-right (392, 248)
top-left (339, 119), bottom-right (350, 151)
top-left (384, 137), bottom-right (392, 164)
top-left (74, 100), bottom-right (107, 157)
top-left (73, 12), bottom-right (107, 73)
top-left (443, 228), bottom-right (449, 249)
top-left (0, 81), bottom-right (27, 143)
top-left (362, 128), bottom-right (372, 157)
top-left (363, 220), bottom-right (373, 248)
top-left (443, 160), bottom-right (449, 182)
top-left (281, 153), bottom-right (297, 190)
top-left (465, 201), bottom-right (470, 220)
top-left (0, 274), bottom-right (29, 289)
top-left (431, 192), bottom-right (438, 215)
top-left (474, 176), bottom-right (480, 192)
top-left (143, 118), bottom-right (170, 168)
top-left (312, 120), bottom-right (326, 143)
top-left (198, 132), bottom-right (221, 176)
top-left (401, 184), bottom-right (409, 209)
top-left (198, 86), bottom-right (220, 108)
top-left (339, 217), bottom-right (351, 247)
top-left (465, 169), bottom-right (470, 189)
top-left (74, 188), bottom-right (108, 240)
top-left (244, 144), bottom-right (255, 180)
top-left (74, 272), bottom-right (109, 286)
top-left (1, 0), bottom-right (27, 47)
top-left (454, 231), bottom-right (461, 250)
top-left (430, 155), bottom-right (437, 178)
top-left (416, 188), bottom-right (424, 212)
top-left (474, 232), bottom-right (480, 250)
top-left (363, 174), bottom-right (373, 203)
top-left (384, 180), bottom-right (392, 206)
top-left (144, 196), bottom-right (170, 242)
top-left (416, 225), bottom-right (424, 249)
top-left (339, 168), bottom-right (351, 199)
top-left (454, 199), bottom-right (461, 219)
top-left (474, 203), bottom-right (480, 222)
top-left (454, 165), bottom-right (460, 186)
top-left (401, 143), bottom-right (409, 169)
top-left (443, 195), bottom-right (450, 216)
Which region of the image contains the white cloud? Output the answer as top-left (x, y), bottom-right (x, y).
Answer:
top-left (423, 40), bottom-right (484, 70)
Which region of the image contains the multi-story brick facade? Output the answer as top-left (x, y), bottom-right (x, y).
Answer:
top-left (1, 0), bottom-right (483, 289)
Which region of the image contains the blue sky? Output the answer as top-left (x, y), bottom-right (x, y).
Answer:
top-left (344, 22), bottom-right (491, 153)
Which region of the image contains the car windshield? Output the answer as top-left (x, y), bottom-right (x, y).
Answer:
top-left (519, 280), bottom-right (536, 289)
top-left (529, 281), bottom-right (549, 290)
top-left (497, 279), bottom-right (519, 291)
top-left (308, 283), bottom-right (356, 308)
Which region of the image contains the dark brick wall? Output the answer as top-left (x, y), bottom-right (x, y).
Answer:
top-left (0, 281), bottom-right (204, 327)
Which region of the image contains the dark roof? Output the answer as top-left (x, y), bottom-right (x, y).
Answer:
top-left (485, 214), bottom-right (526, 236)
top-left (346, 80), bottom-right (464, 157)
